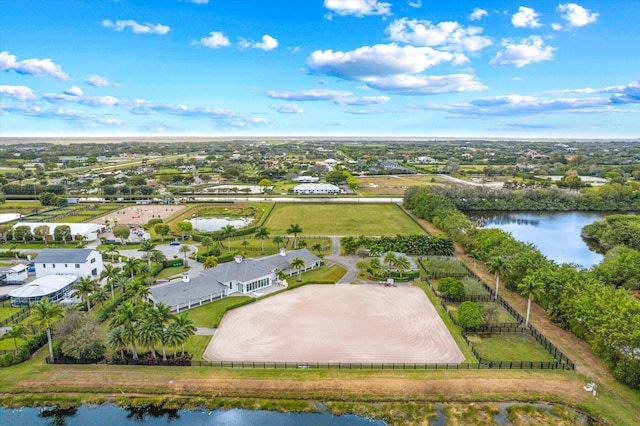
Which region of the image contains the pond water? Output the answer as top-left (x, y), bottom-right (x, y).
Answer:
top-left (0, 405), bottom-right (385, 426)
top-left (187, 216), bottom-right (253, 232)
top-left (469, 211), bottom-right (606, 268)
top-left (0, 213), bottom-right (22, 224)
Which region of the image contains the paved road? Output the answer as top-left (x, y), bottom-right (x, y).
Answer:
top-left (324, 236), bottom-right (366, 285)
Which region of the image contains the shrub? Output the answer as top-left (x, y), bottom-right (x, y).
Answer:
top-left (457, 301), bottom-right (483, 329)
top-left (438, 277), bottom-right (466, 299)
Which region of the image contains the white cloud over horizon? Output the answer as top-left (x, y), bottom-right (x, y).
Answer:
top-left (86, 74), bottom-right (119, 87)
top-left (101, 19), bottom-right (170, 35)
top-left (490, 36), bottom-right (555, 68)
top-left (386, 18), bottom-right (492, 52)
top-left (324, 0), bottom-right (391, 17)
top-left (0, 85), bottom-right (37, 101)
top-left (271, 104), bottom-right (304, 114)
top-left (0, 51), bottom-right (69, 80)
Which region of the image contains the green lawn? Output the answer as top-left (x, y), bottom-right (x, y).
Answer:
top-left (218, 237), bottom-right (332, 257)
top-left (468, 333), bottom-right (557, 362)
top-left (182, 335), bottom-right (212, 361)
top-left (0, 337), bottom-right (25, 351)
top-left (286, 264), bottom-right (347, 287)
top-left (263, 203), bottom-right (424, 236)
top-left (184, 296), bottom-right (255, 327)
top-left (154, 265), bottom-right (190, 280)
top-left (461, 277), bottom-right (491, 296)
top-left (0, 306), bottom-right (22, 322)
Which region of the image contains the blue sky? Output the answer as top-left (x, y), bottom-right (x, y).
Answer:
top-left (0, 0), bottom-right (638, 138)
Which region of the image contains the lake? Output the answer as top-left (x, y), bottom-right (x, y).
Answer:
top-left (469, 211), bottom-right (606, 268)
top-left (0, 405), bottom-right (385, 425)
top-left (187, 216), bottom-right (253, 232)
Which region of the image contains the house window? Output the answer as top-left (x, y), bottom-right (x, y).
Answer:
top-left (91, 258), bottom-right (96, 264)
top-left (75, 264), bottom-right (80, 268)
top-left (52, 264), bottom-right (55, 269)
top-left (43, 264), bottom-right (46, 268)
top-left (64, 264), bottom-right (68, 267)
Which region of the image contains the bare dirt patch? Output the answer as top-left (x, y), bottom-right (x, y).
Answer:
top-left (90, 204), bottom-right (186, 227)
top-left (204, 285), bottom-right (464, 364)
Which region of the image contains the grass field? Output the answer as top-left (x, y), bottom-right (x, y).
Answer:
top-left (182, 335), bottom-right (211, 361)
top-left (285, 264), bottom-right (347, 287)
top-left (0, 306), bottom-right (21, 322)
top-left (355, 175), bottom-right (440, 196)
top-left (185, 296), bottom-right (254, 328)
top-left (468, 333), bottom-right (557, 362)
top-left (263, 203), bottom-right (424, 236)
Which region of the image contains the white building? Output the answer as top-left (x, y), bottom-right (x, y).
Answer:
top-left (293, 183), bottom-right (341, 195)
top-left (4, 264), bottom-right (29, 284)
top-left (292, 176), bottom-right (320, 183)
top-left (8, 274), bottom-right (77, 307)
top-left (12, 222), bottom-right (105, 242)
top-left (34, 249), bottom-right (103, 279)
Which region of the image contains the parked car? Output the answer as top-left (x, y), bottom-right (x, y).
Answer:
top-left (169, 241), bottom-right (180, 246)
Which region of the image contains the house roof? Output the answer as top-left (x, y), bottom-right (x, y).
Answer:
top-left (9, 264), bottom-right (28, 273)
top-left (8, 274), bottom-right (77, 299)
top-left (34, 249), bottom-right (98, 264)
top-left (294, 183), bottom-right (340, 191)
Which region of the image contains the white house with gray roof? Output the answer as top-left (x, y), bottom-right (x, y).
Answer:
top-left (151, 248), bottom-right (322, 312)
top-left (293, 183), bottom-right (341, 195)
top-left (34, 248), bottom-right (103, 279)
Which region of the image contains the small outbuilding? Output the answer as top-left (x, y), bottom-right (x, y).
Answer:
top-left (4, 264), bottom-right (29, 284)
top-left (8, 274), bottom-right (77, 306)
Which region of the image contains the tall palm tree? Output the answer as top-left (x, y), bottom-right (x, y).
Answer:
top-left (369, 258), bottom-right (382, 278)
top-left (383, 251), bottom-right (397, 277)
top-left (272, 235), bottom-right (284, 250)
top-left (32, 297), bottom-right (64, 361)
top-left (173, 313), bottom-right (197, 356)
top-left (286, 224), bottom-right (303, 249)
top-left (105, 243), bottom-right (119, 263)
top-left (164, 323), bottom-right (187, 358)
top-left (290, 257), bottom-right (305, 282)
top-left (72, 277), bottom-right (99, 312)
top-left (100, 264), bottom-right (120, 299)
top-left (201, 236), bottom-right (214, 255)
top-left (107, 327), bottom-right (127, 361)
top-left (254, 227), bottom-right (270, 254)
top-left (518, 276), bottom-right (543, 327)
top-left (111, 302), bottom-right (143, 360)
top-left (179, 245), bottom-right (192, 266)
top-left (137, 319), bottom-right (162, 360)
top-left (91, 287), bottom-right (110, 306)
top-left (138, 240), bottom-right (157, 267)
top-left (6, 324), bottom-right (26, 354)
top-left (221, 224), bottom-right (236, 253)
top-left (128, 281), bottom-right (151, 304)
top-left (487, 256), bottom-right (509, 300)
top-left (113, 274), bottom-right (131, 295)
top-left (124, 257), bottom-right (141, 279)
top-left (394, 255), bottom-right (411, 279)
top-left (311, 243), bottom-right (322, 255)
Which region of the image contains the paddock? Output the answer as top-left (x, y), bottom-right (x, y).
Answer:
top-left (204, 285), bottom-right (465, 364)
top-left (90, 204), bottom-right (186, 226)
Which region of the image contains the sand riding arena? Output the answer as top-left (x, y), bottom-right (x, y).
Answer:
top-left (204, 285), bottom-right (465, 364)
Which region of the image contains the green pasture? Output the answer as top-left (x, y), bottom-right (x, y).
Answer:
top-left (355, 175), bottom-right (440, 196)
top-left (285, 264), bottom-right (347, 287)
top-left (185, 296), bottom-right (254, 328)
top-left (467, 333), bottom-right (557, 362)
top-left (217, 236), bottom-right (331, 257)
top-left (182, 335), bottom-right (212, 361)
top-left (263, 203), bottom-right (424, 236)
top-left (0, 306), bottom-right (22, 322)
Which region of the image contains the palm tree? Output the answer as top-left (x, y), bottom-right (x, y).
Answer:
top-left (149, 249), bottom-right (167, 265)
top-left (254, 227), bottom-right (270, 254)
top-left (164, 323), bottom-right (187, 358)
top-left (369, 258), bottom-right (382, 278)
top-left (100, 264), bottom-right (120, 299)
top-left (272, 235), bottom-right (284, 250)
top-left (92, 287), bottom-right (110, 306)
top-left (356, 259), bottom-right (369, 277)
top-left (311, 243), bottom-right (322, 255)
top-left (221, 224), bottom-right (236, 253)
top-left (111, 302), bottom-right (143, 360)
top-left (179, 245), bottom-right (192, 266)
top-left (105, 243), bottom-right (119, 263)
top-left (201, 236), bottom-right (214, 255)
top-left (138, 240), bottom-right (157, 267)
top-left (10, 243), bottom-right (18, 260)
top-left (394, 255), bottom-right (411, 279)
top-left (6, 324), bottom-right (26, 354)
top-left (290, 257), bottom-right (305, 282)
top-left (383, 252), bottom-right (397, 277)
top-left (518, 276), bottom-right (543, 327)
top-left (128, 281), bottom-right (151, 304)
top-left (487, 256), bottom-right (509, 300)
top-left (146, 303), bottom-right (174, 361)
top-left (137, 262), bottom-right (151, 277)
top-left (113, 274), bottom-right (131, 295)
top-left (203, 255), bottom-right (218, 269)
top-left (107, 327), bottom-right (127, 361)
top-left (124, 257), bottom-right (141, 279)
top-left (286, 224), bottom-right (303, 249)
top-left (173, 313), bottom-right (197, 356)
top-left (32, 297), bottom-right (64, 361)
top-left (72, 277), bottom-right (98, 312)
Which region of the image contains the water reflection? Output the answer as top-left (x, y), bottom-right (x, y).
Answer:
top-left (39, 406), bottom-right (77, 426)
top-left (187, 216), bottom-right (253, 232)
top-left (124, 405), bottom-right (180, 422)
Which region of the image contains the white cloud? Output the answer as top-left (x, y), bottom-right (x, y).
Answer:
top-left (469, 8), bottom-right (488, 21)
top-left (238, 35), bottom-right (279, 51)
top-left (511, 6), bottom-right (542, 28)
top-left (86, 74), bottom-right (118, 87)
top-left (193, 31), bottom-right (230, 48)
top-left (101, 19), bottom-right (170, 35)
top-left (43, 93), bottom-right (121, 107)
top-left (551, 23), bottom-right (563, 31)
top-left (386, 18), bottom-right (492, 52)
top-left (265, 89), bottom-right (353, 102)
top-left (490, 36), bottom-right (555, 68)
top-left (0, 51), bottom-right (69, 80)
top-left (324, 0), bottom-right (391, 17)
top-left (336, 96), bottom-right (390, 105)
top-left (363, 74), bottom-right (486, 95)
top-left (407, 1), bottom-right (421, 8)
top-left (557, 3), bottom-right (598, 27)
top-left (543, 81), bottom-right (640, 104)
top-left (186, 0), bottom-right (208, 4)
top-left (64, 86), bottom-right (83, 96)
top-left (0, 85), bottom-right (36, 101)
top-left (270, 104), bottom-right (304, 114)
top-left (308, 44), bottom-right (459, 80)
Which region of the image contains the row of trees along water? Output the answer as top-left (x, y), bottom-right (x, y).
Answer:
top-left (404, 186), bottom-right (640, 390)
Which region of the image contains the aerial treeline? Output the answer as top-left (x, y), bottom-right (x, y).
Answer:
top-left (429, 183), bottom-right (640, 211)
top-left (341, 234), bottom-right (454, 256)
top-left (582, 214), bottom-right (640, 251)
top-left (404, 187), bottom-right (640, 389)
top-left (1, 183), bottom-right (65, 195)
